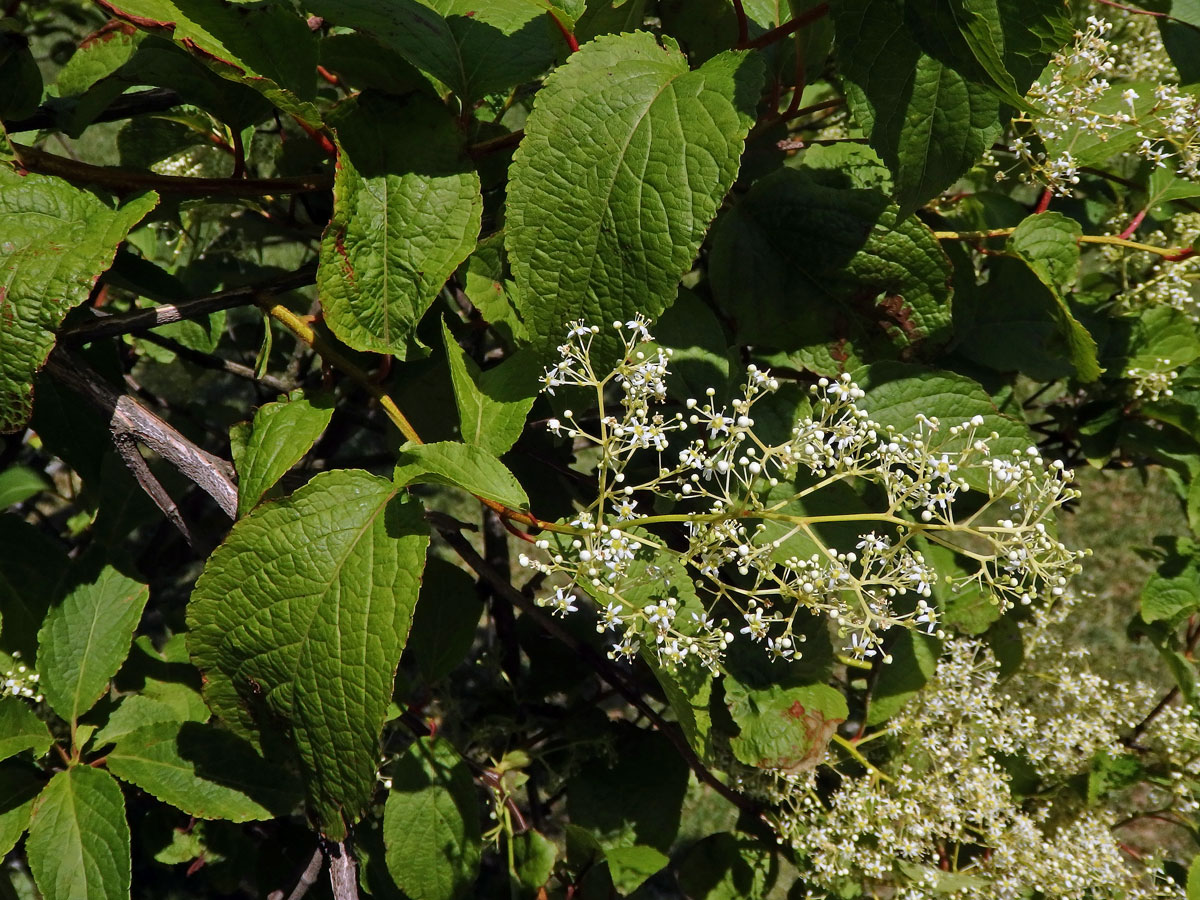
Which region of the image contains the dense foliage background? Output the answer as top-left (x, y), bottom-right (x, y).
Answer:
top-left (3, 0), bottom-right (1200, 898)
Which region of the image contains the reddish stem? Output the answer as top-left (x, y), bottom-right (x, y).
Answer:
top-left (731, 0), bottom-right (750, 47)
top-left (548, 11), bottom-right (579, 53)
top-left (1035, 188), bottom-right (1053, 214)
top-left (294, 118), bottom-right (336, 158)
top-left (739, 3), bottom-right (829, 50)
top-left (1118, 206), bottom-right (1148, 240)
top-left (316, 64), bottom-right (341, 87)
top-left (1093, 0), bottom-right (1166, 17)
top-left (1165, 246), bottom-right (1197, 262)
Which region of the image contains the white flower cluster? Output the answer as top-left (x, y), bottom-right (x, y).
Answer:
top-left (1127, 360), bottom-right (1179, 401)
top-left (521, 319), bottom-right (1085, 669)
top-left (770, 598), bottom-right (1199, 899)
top-left (1110, 213), bottom-right (1200, 321)
top-left (1006, 16), bottom-right (1200, 194)
top-left (2, 651), bottom-right (42, 703)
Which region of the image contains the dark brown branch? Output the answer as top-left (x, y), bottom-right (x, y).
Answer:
top-left (3, 88), bottom-right (183, 134)
top-left (112, 432), bottom-right (196, 548)
top-left (45, 349), bottom-right (238, 518)
top-left (11, 142), bottom-right (331, 197)
top-left (435, 519), bottom-right (763, 818)
top-left (60, 265), bottom-right (317, 343)
top-left (467, 129), bottom-right (523, 158)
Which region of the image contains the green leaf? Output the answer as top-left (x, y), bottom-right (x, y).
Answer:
top-left (383, 737), bottom-right (481, 900)
top-left (0, 761), bottom-right (43, 859)
top-left (1087, 749), bottom-right (1144, 805)
top-left (676, 833), bottom-right (778, 900)
top-left (1007, 211), bottom-right (1081, 290)
top-left (644, 653), bottom-right (713, 759)
top-left (307, 0), bottom-right (561, 103)
top-left (0, 698), bottom-right (51, 762)
top-left (0, 169), bottom-right (157, 433)
top-left (0, 516), bottom-right (68, 664)
top-left (461, 234), bottom-right (526, 345)
top-left (317, 92), bottom-right (481, 357)
top-left (905, 0), bottom-right (1071, 109)
top-left (0, 27), bottom-right (43, 122)
top-left (405, 558), bottom-right (485, 685)
top-left (833, 0), bottom-right (1002, 215)
top-left (107, 720), bottom-right (300, 822)
top-left (37, 565), bottom-right (149, 726)
top-left (866, 631), bottom-right (940, 725)
top-left (513, 830), bottom-right (557, 891)
top-left (188, 470), bottom-right (430, 840)
top-left (0, 466), bottom-right (47, 510)
top-left (55, 23), bottom-right (144, 96)
top-left (603, 845), bottom-right (669, 895)
top-left (1189, 852), bottom-right (1200, 900)
top-left (709, 166), bottom-right (953, 356)
top-left (507, 32), bottom-right (762, 360)
top-left (441, 322), bottom-right (535, 457)
top-left (954, 255), bottom-right (1101, 382)
top-left (27, 766), bottom-right (130, 900)
top-left (1040, 80), bottom-right (1161, 170)
top-left (854, 362), bottom-right (1034, 489)
top-left (95, 0), bottom-right (320, 124)
top-left (566, 726), bottom-right (688, 851)
top-left (394, 442), bottom-right (529, 510)
top-left (1141, 567), bottom-right (1200, 626)
top-left (92, 695), bottom-right (190, 748)
top-left (233, 392), bottom-right (333, 517)
top-left (724, 679), bottom-right (847, 772)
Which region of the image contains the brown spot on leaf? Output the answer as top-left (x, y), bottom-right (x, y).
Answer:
top-left (877, 292), bottom-right (919, 340)
top-left (80, 20), bottom-right (138, 50)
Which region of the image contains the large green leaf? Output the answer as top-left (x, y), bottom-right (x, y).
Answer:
top-left (383, 737), bottom-right (481, 900)
top-left (231, 391), bottom-right (333, 517)
top-left (0, 516), bottom-right (68, 665)
top-left (954, 255), bottom-right (1100, 382)
top-left (566, 726), bottom-right (688, 852)
top-left (317, 93), bottom-right (481, 357)
top-left (0, 697), bottom-right (52, 762)
top-left (507, 32), bottom-right (762, 360)
top-left (36, 565), bottom-right (149, 727)
top-left (394, 441), bottom-right (530, 510)
top-left (866, 631), bottom-right (940, 725)
top-left (833, 0), bottom-right (1002, 215)
top-left (26, 766), bottom-right (130, 900)
top-left (188, 470), bottom-right (430, 839)
top-left (0, 466), bottom-right (48, 510)
top-left (405, 558), bottom-right (485, 685)
top-left (0, 761), bottom-right (43, 859)
top-left (0, 169), bottom-right (157, 433)
top-left (107, 720), bottom-right (300, 822)
top-left (905, 0), bottom-right (1071, 108)
top-left (724, 678), bottom-right (847, 772)
top-left (441, 322), bottom-right (535, 457)
top-left (709, 166), bottom-right (953, 356)
top-left (307, 0), bottom-right (562, 102)
top-left (95, 0), bottom-right (320, 124)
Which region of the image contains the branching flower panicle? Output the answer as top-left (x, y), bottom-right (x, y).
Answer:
top-left (521, 320), bottom-right (1086, 671)
top-left (765, 596), bottom-right (1200, 899)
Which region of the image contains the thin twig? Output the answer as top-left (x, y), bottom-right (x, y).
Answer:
top-left (45, 349), bottom-right (238, 518)
top-left (10, 142), bottom-right (331, 197)
top-left (112, 432), bottom-right (196, 548)
top-left (933, 228), bottom-right (1196, 260)
top-left (732, 0), bottom-right (750, 46)
top-left (435, 520), bottom-right (764, 819)
top-left (268, 845), bottom-right (324, 900)
top-left (60, 265), bottom-right (317, 343)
